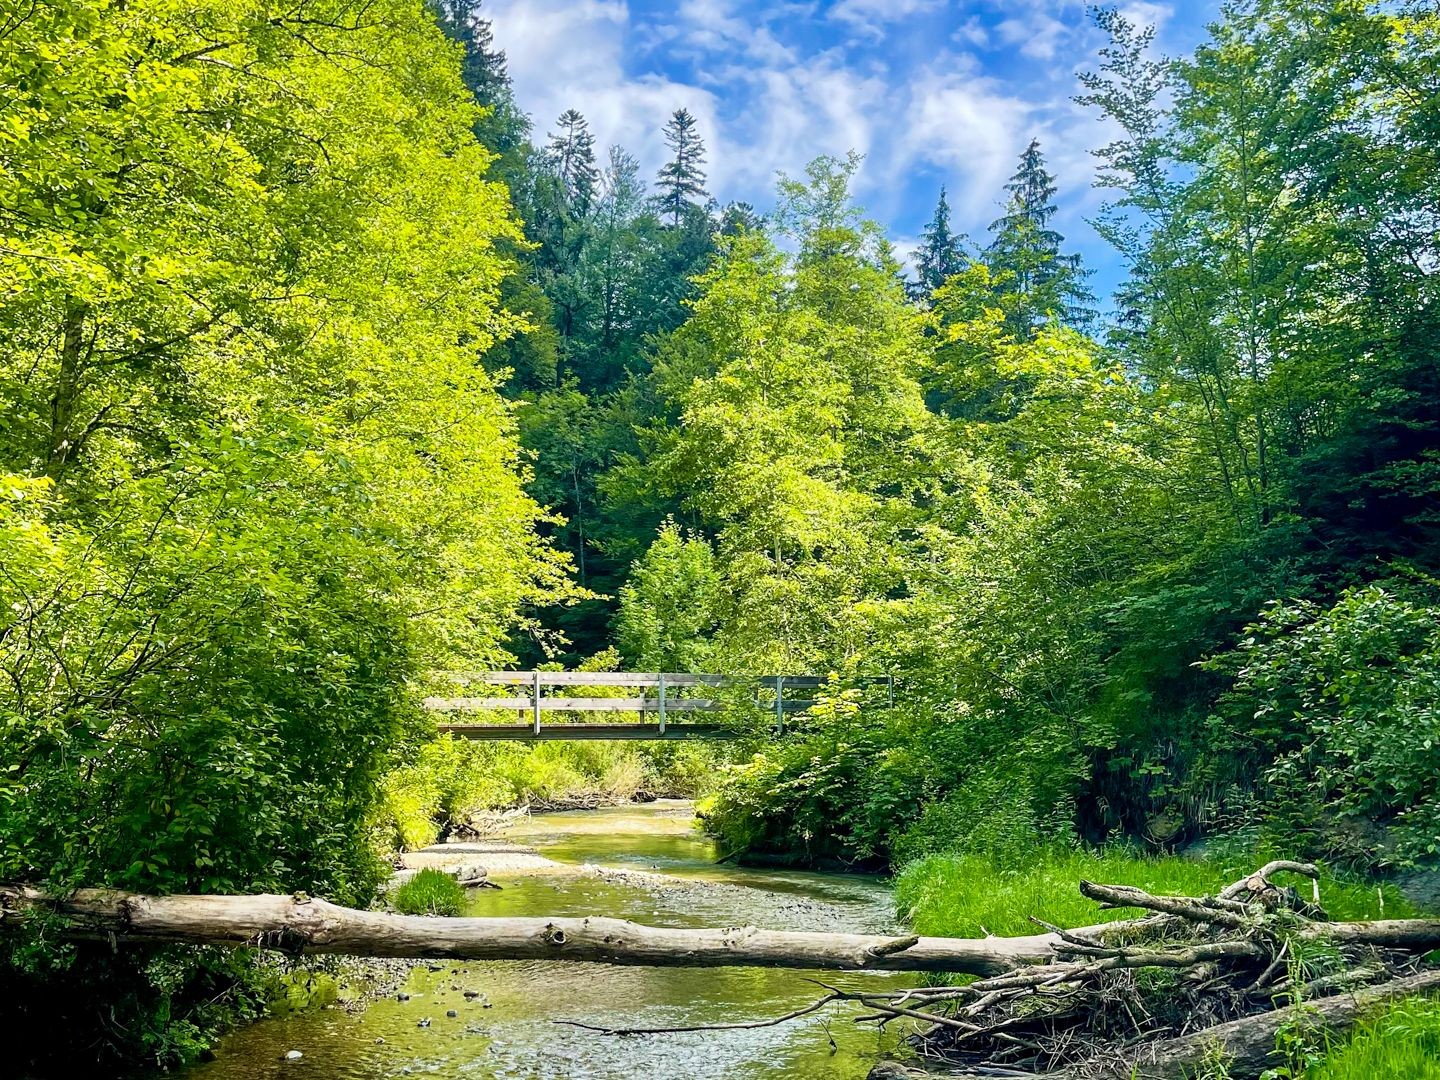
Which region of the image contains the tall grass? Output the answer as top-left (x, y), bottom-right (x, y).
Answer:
top-left (1306, 996), bottom-right (1440, 1078)
top-left (391, 868), bottom-right (466, 916)
top-left (894, 848), bottom-right (1412, 939)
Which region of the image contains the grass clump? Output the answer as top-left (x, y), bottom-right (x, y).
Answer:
top-left (1305, 996), bottom-right (1440, 1078)
top-left (894, 848), bottom-right (1413, 938)
top-left (392, 868), bottom-right (466, 917)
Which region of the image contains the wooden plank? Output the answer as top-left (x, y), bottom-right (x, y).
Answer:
top-left (436, 723), bottom-right (742, 741)
top-left (424, 696), bottom-right (818, 713)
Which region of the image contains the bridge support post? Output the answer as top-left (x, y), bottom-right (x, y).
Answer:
top-left (657, 674), bottom-right (666, 736)
top-left (775, 675), bottom-right (784, 735)
top-left (532, 670), bottom-right (542, 736)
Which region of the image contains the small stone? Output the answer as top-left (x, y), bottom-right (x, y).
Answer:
top-left (417, 1018), bottom-right (431, 1028)
top-left (462, 989), bottom-right (480, 999)
top-left (397, 992), bottom-right (410, 1002)
top-left (446, 1009), bottom-right (458, 1018)
top-left (283, 1050), bottom-right (303, 1061)
top-left (373, 1037), bottom-right (385, 1045)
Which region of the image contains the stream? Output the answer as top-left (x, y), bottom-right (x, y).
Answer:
top-left (183, 801), bottom-right (912, 1079)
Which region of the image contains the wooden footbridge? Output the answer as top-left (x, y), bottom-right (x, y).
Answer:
top-left (425, 671), bottom-right (893, 740)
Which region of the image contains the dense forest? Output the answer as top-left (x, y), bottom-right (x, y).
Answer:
top-left (2, 0), bottom-right (1439, 1072)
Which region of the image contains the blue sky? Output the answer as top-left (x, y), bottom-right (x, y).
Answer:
top-left (482, 0), bottom-right (1216, 302)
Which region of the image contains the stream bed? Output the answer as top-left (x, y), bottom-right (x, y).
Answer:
top-left (183, 801), bottom-right (912, 1080)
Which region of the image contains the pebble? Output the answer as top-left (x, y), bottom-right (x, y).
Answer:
top-left (397, 992), bottom-right (410, 1002)
top-left (446, 1009), bottom-right (458, 1018)
top-left (462, 989), bottom-right (480, 999)
top-left (374, 1037), bottom-right (385, 1045)
top-left (283, 1050), bottom-right (303, 1061)
top-left (417, 1018), bottom-right (431, 1028)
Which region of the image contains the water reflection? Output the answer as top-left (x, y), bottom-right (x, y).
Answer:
top-left (185, 802), bottom-right (910, 1080)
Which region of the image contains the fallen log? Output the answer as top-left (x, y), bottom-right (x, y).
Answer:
top-left (0, 884), bottom-right (1057, 973)
top-left (1054, 967), bottom-right (1440, 1079)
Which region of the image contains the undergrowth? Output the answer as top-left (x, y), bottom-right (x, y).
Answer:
top-left (1304, 995), bottom-right (1440, 1078)
top-left (391, 869), bottom-right (466, 916)
top-left (894, 848), bottom-right (1413, 939)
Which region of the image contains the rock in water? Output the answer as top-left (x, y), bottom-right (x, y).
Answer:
top-left (283, 1050), bottom-right (303, 1061)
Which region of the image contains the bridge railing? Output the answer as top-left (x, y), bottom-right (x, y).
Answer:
top-left (424, 671), bottom-right (893, 739)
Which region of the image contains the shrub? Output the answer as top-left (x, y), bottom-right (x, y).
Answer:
top-left (392, 869), bottom-right (466, 917)
top-left (1207, 584), bottom-right (1440, 867)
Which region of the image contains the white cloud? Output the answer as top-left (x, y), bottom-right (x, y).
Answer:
top-left (887, 65), bottom-right (1034, 222)
top-left (995, 11), bottom-right (1070, 61)
top-left (483, 0), bottom-right (1145, 244)
top-left (486, 0), bottom-right (721, 185)
top-left (830, 0), bottom-right (946, 34)
top-left (673, 0), bottom-right (797, 65)
top-left (953, 16), bottom-right (989, 48)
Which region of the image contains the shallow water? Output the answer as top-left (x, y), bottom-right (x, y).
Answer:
top-left (184, 801), bottom-right (910, 1080)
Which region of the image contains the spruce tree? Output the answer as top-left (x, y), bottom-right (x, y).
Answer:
top-left (655, 108), bottom-right (709, 227)
top-left (545, 109), bottom-right (600, 214)
top-left (911, 185), bottom-right (967, 301)
top-left (428, 1), bottom-right (529, 160)
top-left (986, 138), bottom-right (1095, 334)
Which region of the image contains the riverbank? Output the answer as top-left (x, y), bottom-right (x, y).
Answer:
top-left (375, 737), bottom-right (726, 851)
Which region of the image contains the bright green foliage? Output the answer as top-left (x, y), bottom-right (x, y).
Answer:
top-left (615, 521), bottom-right (721, 671)
top-left (1208, 585), bottom-right (1440, 867)
top-left (0, 0), bottom-right (569, 1067)
top-left (392, 869), bottom-right (467, 917)
top-left (636, 154), bottom-right (941, 674)
top-left (895, 852), bottom-right (1409, 940)
top-left (1305, 996), bottom-right (1440, 1079)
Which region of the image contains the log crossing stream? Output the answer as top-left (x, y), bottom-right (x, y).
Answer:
top-left (178, 802), bottom-right (912, 1079)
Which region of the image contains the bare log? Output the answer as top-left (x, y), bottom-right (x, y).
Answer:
top-left (0, 884), bottom-right (1057, 974)
top-left (1055, 968), bottom-right (1440, 1079)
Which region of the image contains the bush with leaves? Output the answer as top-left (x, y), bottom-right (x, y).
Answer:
top-left (0, 0), bottom-right (570, 1069)
top-left (1206, 584), bottom-right (1440, 867)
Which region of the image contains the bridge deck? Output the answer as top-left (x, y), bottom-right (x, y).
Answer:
top-left (426, 671), bottom-right (892, 740)
top-left (436, 722), bottom-right (740, 741)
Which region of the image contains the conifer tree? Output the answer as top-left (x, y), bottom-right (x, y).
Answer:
top-left (911, 185), bottom-right (967, 301)
top-left (986, 138), bottom-right (1095, 333)
top-left (545, 109), bottom-right (600, 214)
top-left (655, 108), bottom-right (709, 226)
top-left (429, 1), bottom-right (529, 161)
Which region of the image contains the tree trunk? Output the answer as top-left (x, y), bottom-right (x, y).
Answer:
top-left (0, 884), bottom-right (1055, 973)
top-left (1056, 968), bottom-right (1440, 1079)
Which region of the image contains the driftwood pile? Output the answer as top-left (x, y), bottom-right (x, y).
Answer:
top-left (847, 860), bottom-right (1440, 1079)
